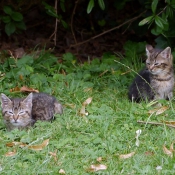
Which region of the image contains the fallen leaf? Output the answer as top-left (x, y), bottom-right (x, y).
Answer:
top-left (5, 150), bottom-right (16, 157)
top-left (79, 105), bottom-right (88, 116)
top-left (163, 121), bottom-right (175, 125)
top-left (87, 164), bottom-right (107, 172)
top-left (144, 151), bottom-right (154, 156)
top-left (170, 142), bottom-right (174, 151)
top-left (148, 106), bottom-right (168, 116)
top-left (163, 145), bottom-right (173, 157)
top-left (119, 152), bottom-right (135, 159)
top-left (79, 97), bottom-right (92, 116)
top-left (97, 157), bottom-right (103, 162)
top-left (10, 87), bottom-right (20, 92)
top-left (20, 86), bottom-right (39, 93)
top-left (49, 150), bottom-right (57, 162)
top-left (28, 139), bottom-right (49, 151)
top-left (82, 97), bottom-right (92, 106)
top-left (6, 141), bottom-right (27, 147)
top-left (59, 169), bottom-right (66, 174)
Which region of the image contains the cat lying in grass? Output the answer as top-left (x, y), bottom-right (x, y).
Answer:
top-left (1, 93), bottom-right (63, 131)
top-left (128, 45), bottom-right (174, 102)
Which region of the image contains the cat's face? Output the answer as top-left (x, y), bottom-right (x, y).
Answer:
top-left (1, 93), bottom-right (33, 128)
top-left (146, 45), bottom-right (172, 75)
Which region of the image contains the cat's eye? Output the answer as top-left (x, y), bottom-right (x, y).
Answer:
top-left (8, 111), bottom-right (13, 115)
top-left (18, 111), bottom-right (25, 115)
top-left (154, 63), bottom-right (159, 66)
top-left (146, 62), bottom-right (150, 65)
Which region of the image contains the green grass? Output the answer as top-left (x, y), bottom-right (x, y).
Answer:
top-left (0, 46), bottom-right (175, 174)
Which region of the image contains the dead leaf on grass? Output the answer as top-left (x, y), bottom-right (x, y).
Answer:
top-left (148, 106), bottom-right (168, 115)
top-left (144, 151), bottom-right (154, 156)
top-left (49, 150), bottom-right (57, 162)
top-left (163, 144), bottom-right (173, 158)
top-left (79, 97), bottom-right (92, 116)
top-left (82, 97), bottom-right (92, 106)
top-left (59, 169), bottom-right (66, 174)
top-left (163, 145), bottom-right (173, 157)
top-left (163, 121), bottom-right (175, 125)
top-left (119, 152), bottom-right (135, 159)
top-left (10, 86), bottom-right (20, 92)
top-left (87, 164), bottom-right (107, 172)
top-left (6, 139), bottom-right (49, 151)
top-left (79, 105), bottom-right (88, 116)
top-left (170, 142), bottom-right (174, 151)
top-left (97, 157), bottom-right (103, 162)
top-left (28, 139), bottom-right (49, 151)
top-left (20, 86), bottom-right (39, 93)
top-left (5, 150), bottom-right (16, 157)
top-left (6, 141), bottom-right (27, 147)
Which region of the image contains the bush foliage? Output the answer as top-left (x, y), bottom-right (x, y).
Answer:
top-left (0, 0), bottom-right (175, 47)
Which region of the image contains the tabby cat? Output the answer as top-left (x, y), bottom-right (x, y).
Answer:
top-left (1, 93), bottom-right (63, 131)
top-left (128, 45), bottom-right (174, 102)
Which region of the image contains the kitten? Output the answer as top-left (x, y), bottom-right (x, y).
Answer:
top-left (1, 93), bottom-right (63, 131)
top-left (128, 45), bottom-right (174, 102)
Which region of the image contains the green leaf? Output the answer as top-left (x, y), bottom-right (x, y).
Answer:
top-left (98, 19), bottom-right (106, 26)
top-left (61, 20), bottom-right (68, 29)
top-left (138, 16), bottom-right (153, 26)
top-left (15, 21), bottom-right (26, 30)
top-left (63, 52), bottom-right (75, 62)
top-left (2, 16), bottom-right (11, 23)
top-left (98, 0), bottom-right (105, 10)
top-left (42, 2), bottom-right (58, 18)
top-left (16, 55), bottom-right (33, 68)
top-left (3, 6), bottom-right (13, 15)
top-left (155, 16), bottom-right (165, 29)
top-left (60, 0), bottom-right (66, 12)
top-left (5, 22), bottom-right (16, 36)
top-left (151, 0), bottom-right (158, 13)
top-left (151, 26), bottom-right (162, 35)
top-left (11, 12), bottom-right (23, 21)
top-left (87, 0), bottom-right (94, 14)
top-left (166, 6), bottom-right (174, 18)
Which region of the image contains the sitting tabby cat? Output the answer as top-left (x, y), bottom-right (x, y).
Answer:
top-left (1, 93), bottom-right (63, 131)
top-left (128, 45), bottom-right (174, 102)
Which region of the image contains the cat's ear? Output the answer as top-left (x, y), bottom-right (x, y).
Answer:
top-left (146, 45), bottom-right (154, 56)
top-left (160, 47), bottom-right (171, 59)
top-left (22, 93), bottom-right (33, 108)
top-left (1, 93), bottom-right (12, 108)
top-left (54, 102), bottom-right (63, 114)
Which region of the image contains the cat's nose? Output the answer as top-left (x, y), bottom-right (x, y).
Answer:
top-left (150, 65), bottom-right (154, 71)
top-left (13, 116), bottom-right (19, 122)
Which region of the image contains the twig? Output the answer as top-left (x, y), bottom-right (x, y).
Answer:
top-left (70, 10), bottom-right (146, 48)
top-left (157, 6), bottom-right (167, 16)
top-left (137, 120), bottom-right (175, 128)
top-left (49, 0), bottom-right (58, 46)
top-left (71, 0), bottom-right (79, 45)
